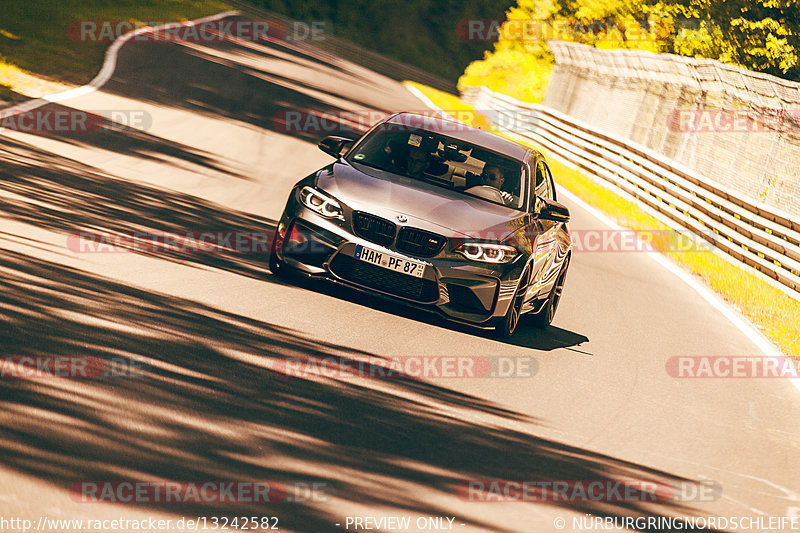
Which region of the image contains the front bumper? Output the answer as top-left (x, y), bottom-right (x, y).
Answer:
top-left (273, 201), bottom-right (525, 325)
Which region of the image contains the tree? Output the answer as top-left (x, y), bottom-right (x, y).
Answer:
top-left (661, 0), bottom-right (800, 80)
top-left (459, 0), bottom-right (662, 102)
top-left (460, 0), bottom-right (800, 102)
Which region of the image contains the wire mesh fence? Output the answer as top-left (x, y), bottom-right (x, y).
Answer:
top-left (544, 41), bottom-right (800, 218)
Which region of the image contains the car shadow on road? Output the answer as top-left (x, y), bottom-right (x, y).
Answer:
top-left (0, 248), bottom-right (722, 533)
top-left (506, 324), bottom-right (590, 352)
top-left (281, 274), bottom-right (590, 352)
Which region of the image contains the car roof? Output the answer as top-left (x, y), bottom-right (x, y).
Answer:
top-left (383, 112), bottom-right (533, 161)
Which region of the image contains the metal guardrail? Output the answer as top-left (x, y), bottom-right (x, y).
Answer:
top-left (463, 85), bottom-right (800, 297)
top-left (223, 0), bottom-right (458, 94)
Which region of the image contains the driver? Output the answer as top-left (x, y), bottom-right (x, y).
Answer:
top-left (481, 165), bottom-right (513, 204)
top-left (405, 147), bottom-right (430, 178)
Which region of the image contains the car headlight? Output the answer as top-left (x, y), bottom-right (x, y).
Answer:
top-left (299, 186), bottom-right (344, 220)
top-left (456, 242), bottom-right (518, 263)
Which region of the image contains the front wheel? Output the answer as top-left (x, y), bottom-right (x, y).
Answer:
top-left (530, 255), bottom-right (570, 329)
top-left (496, 267), bottom-right (531, 339)
top-left (269, 229), bottom-right (286, 277)
top-left (268, 251), bottom-right (283, 276)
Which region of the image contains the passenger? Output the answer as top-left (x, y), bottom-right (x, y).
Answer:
top-left (372, 137), bottom-right (404, 170)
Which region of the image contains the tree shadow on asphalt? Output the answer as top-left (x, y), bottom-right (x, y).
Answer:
top-left (205, 22), bottom-right (388, 92)
top-left (0, 248), bottom-right (722, 532)
top-left (0, 136), bottom-right (275, 280)
top-left (8, 40), bottom-right (397, 182)
top-left (100, 35), bottom-right (421, 145)
top-left (3, 35), bottom-right (404, 181)
top-left (12, 101), bottom-right (246, 180)
top-left (0, 22), bottom-right (719, 532)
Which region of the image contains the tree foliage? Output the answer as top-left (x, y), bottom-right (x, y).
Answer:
top-left (663, 0), bottom-right (800, 80)
top-left (459, 0), bottom-right (664, 101)
top-left (461, 0), bottom-right (800, 103)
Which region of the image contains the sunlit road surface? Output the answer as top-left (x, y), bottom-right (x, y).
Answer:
top-left (1, 14), bottom-right (799, 533)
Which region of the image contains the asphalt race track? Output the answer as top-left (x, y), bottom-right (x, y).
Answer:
top-left (1, 14), bottom-right (799, 533)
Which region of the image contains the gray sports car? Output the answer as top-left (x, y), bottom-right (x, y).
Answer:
top-left (270, 112), bottom-right (572, 337)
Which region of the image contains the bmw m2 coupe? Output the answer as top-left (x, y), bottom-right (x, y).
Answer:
top-left (270, 112), bottom-right (572, 337)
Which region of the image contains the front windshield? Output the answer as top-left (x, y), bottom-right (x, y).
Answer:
top-left (346, 127), bottom-right (526, 210)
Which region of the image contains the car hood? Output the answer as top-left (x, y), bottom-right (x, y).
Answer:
top-left (315, 162), bottom-right (528, 241)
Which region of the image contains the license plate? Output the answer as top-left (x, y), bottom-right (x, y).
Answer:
top-left (354, 245), bottom-right (426, 278)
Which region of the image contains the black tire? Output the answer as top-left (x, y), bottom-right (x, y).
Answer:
top-left (496, 266), bottom-right (531, 339)
top-left (269, 233), bottom-right (286, 277)
top-left (268, 253), bottom-right (283, 276)
top-left (530, 255), bottom-right (570, 329)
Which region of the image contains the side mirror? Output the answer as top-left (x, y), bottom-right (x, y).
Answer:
top-left (318, 136), bottom-right (353, 158)
top-left (538, 198), bottom-right (570, 223)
